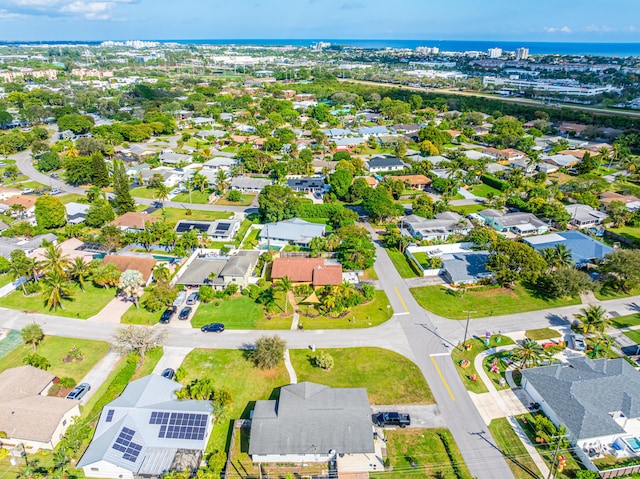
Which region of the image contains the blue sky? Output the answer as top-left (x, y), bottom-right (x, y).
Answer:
top-left (0, 0), bottom-right (638, 42)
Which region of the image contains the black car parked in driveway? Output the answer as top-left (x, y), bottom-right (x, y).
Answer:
top-left (373, 412), bottom-right (411, 428)
top-left (178, 306), bottom-right (192, 320)
top-left (201, 323), bottom-right (225, 333)
top-left (159, 306), bottom-right (176, 324)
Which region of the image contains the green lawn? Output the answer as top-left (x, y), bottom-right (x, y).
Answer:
top-left (450, 203), bottom-right (486, 215)
top-left (173, 189), bottom-right (213, 204)
top-left (608, 225), bottom-right (640, 245)
top-left (451, 335), bottom-right (515, 394)
top-left (410, 283), bottom-right (580, 319)
top-left (191, 295), bottom-right (291, 330)
top-left (150, 208), bottom-right (233, 222)
top-left (525, 328), bottom-right (561, 340)
top-left (0, 335), bottom-right (109, 382)
top-left (371, 428), bottom-right (472, 479)
top-left (595, 285), bottom-right (640, 301)
top-left (298, 290), bottom-right (393, 329)
top-left (290, 347), bottom-right (433, 404)
top-left (488, 418), bottom-right (541, 479)
top-left (470, 183), bottom-right (502, 198)
top-left (611, 313), bottom-right (640, 329)
top-left (121, 294), bottom-right (162, 325)
top-left (180, 349), bottom-right (289, 454)
top-left (240, 227), bottom-right (260, 249)
top-left (387, 248), bottom-right (420, 278)
top-left (216, 194), bottom-right (256, 206)
top-left (58, 193), bottom-right (86, 204)
top-left (0, 282), bottom-right (116, 319)
top-left (0, 273), bottom-right (13, 288)
top-left (129, 186), bottom-right (158, 199)
top-left (624, 329), bottom-right (640, 344)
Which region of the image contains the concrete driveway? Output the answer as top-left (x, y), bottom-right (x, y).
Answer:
top-left (370, 404), bottom-right (446, 428)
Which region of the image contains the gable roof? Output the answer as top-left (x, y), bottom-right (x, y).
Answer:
top-left (103, 255), bottom-right (158, 282)
top-left (366, 156), bottom-right (405, 169)
top-left (522, 358), bottom-right (640, 440)
top-left (249, 382), bottom-right (374, 456)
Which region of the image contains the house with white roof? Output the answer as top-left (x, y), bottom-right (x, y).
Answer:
top-left (202, 157), bottom-right (237, 173)
top-left (78, 375), bottom-right (213, 479)
top-left (259, 218), bottom-right (326, 247)
top-left (565, 204), bottom-right (609, 228)
top-left (401, 212), bottom-right (473, 241)
top-left (479, 209), bottom-right (548, 236)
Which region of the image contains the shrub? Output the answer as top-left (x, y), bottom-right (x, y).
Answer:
top-left (59, 377), bottom-right (77, 388)
top-left (198, 285), bottom-right (215, 303)
top-left (481, 173), bottom-right (510, 192)
top-left (227, 190), bottom-right (242, 202)
top-left (251, 335), bottom-right (286, 369)
top-left (312, 351), bottom-right (334, 371)
top-left (68, 345), bottom-right (84, 361)
top-left (23, 353), bottom-right (51, 370)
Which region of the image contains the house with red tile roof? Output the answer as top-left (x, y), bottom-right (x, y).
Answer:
top-left (271, 257), bottom-right (343, 287)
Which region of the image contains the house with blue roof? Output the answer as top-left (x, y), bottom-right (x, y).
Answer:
top-left (524, 230), bottom-right (613, 266)
top-left (78, 375), bottom-right (213, 479)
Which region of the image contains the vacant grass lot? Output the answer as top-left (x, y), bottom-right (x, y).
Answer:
top-left (0, 335), bottom-right (109, 382)
top-left (370, 428), bottom-right (472, 479)
top-left (608, 225), bottom-right (640, 245)
top-left (180, 349), bottom-right (289, 454)
top-left (410, 283), bottom-right (580, 319)
top-left (488, 418), bottom-right (541, 479)
top-left (0, 282), bottom-right (115, 319)
top-left (129, 186), bottom-right (158, 199)
top-left (173, 189), bottom-right (213, 204)
top-left (216, 193), bottom-right (255, 206)
top-left (298, 290), bottom-right (393, 329)
top-left (450, 203), bottom-right (486, 215)
top-left (191, 295), bottom-right (291, 330)
top-left (150, 208), bottom-right (233, 222)
top-left (470, 183), bottom-right (502, 198)
top-left (387, 248), bottom-right (420, 278)
top-left (290, 347), bottom-right (433, 404)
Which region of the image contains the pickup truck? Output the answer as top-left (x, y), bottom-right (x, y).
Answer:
top-left (373, 412), bottom-right (411, 428)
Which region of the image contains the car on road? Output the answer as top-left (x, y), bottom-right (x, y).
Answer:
top-left (186, 292), bottom-right (199, 305)
top-left (178, 306), bottom-right (192, 320)
top-left (570, 333), bottom-right (586, 351)
top-left (161, 368), bottom-right (176, 380)
top-left (373, 412), bottom-right (411, 428)
top-left (66, 382), bottom-right (91, 400)
top-left (50, 173), bottom-right (59, 179)
top-left (152, 201), bottom-right (163, 208)
top-left (201, 323), bottom-right (225, 333)
top-left (50, 188), bottom-right (61, 195)
top-left (21, 188), bottom-right (35, 195)
top-left (159, 306), bottom-right (176, 324)
top-left (173, 291), bottom-right (187, 307)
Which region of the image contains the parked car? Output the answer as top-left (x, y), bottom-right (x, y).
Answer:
top-left (50, 188), bottom-right (61, 195)
top-left (201, 323), bottom-right (225, 333)
top-left (21, 188), bottom-right (35, 195)
top-left (50, 173), bottom-right (58, 178)
top-left (186, 291), bottom-right (199, 305)
top-left (159, 306), bottom-right (176, 324)
top-left (373, 412), bottom-right (411, 428)
top-left (570, 333), bottom-right (586, 351)
top-left (178, 306), bottom-right (192, 320)
top-left (173, 291), bottom-right (187, 307)
top-left (161, 368), bottom-right (176, 380)
top-left (152, 201), bottom-right (163, 208)
top-left (66, 383), bottom-right (91, 400)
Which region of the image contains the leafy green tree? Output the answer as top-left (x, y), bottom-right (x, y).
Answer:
top-left (90, 152), bottom-right (110, 187)
top-left (347, 177), bottom-right (370, 202)
top-left (21, 323), bottom-right (44, 351)
top-left (361, 187), bottom-right (403, 222)
top-left (198, 285), bottom-right (215, 303)
top-left (412, 194), bottom-right (435, 218)
top-left (92, 263), bottom-right (122, 290)
top-left (64, 156), bottom-right (93, 185)
top-left (251, 335), bottom-right (286, 369)
top-left (35, 195), bottom-right (66, 229)
top-left (227, 190), bottom-right (242, 202)
top-left (313, 351), bottom-right (335, 370)
top-left (338, 236), bottom-right (376, 270)
top-left (85, 199), bottom-right (115, 227)
top-left (142, 278), bottom-right (177, 311)
top-left (576, 152), bottom-right (598, 175)
top-left (258, 185), bottom-right (300, 222)
top-left (329, 169), bottom-right (352, 199)
top-left (417, 126), bottom-right (452, 153)
top-left (112, 159), bottom-right (135, 214)
top-left (600, 249), bottom-right (640, 292)
top-left (57, 114), bottom-right (94, 134)
top-left (36, 151), bottom-right (61, 172)
top-left (489, 116), bottom-right (525, 148)
top-left (536, 268), bottom-right (592, 299)
top-left (486, 239), bottom-right (547, 286)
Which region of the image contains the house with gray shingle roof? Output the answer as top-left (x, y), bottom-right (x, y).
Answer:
top-left (79, 374), bottom-right (213, 479)
top-left (521, 358), bottom-right (640, 455)
top-left (249, 382), bottom-right (375, 465)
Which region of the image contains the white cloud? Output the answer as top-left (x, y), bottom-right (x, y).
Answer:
top-left (0, 0), bottom-right (135, 20)
top-left (543, 25), bottom-right (572, 33)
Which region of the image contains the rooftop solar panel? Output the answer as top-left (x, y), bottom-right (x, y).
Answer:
top-left (112, 427), bottom-right (142, 463)
top-left (105, 409), bottom-right (114, 423)
top-left (157, 413), bottom-right (208, 441)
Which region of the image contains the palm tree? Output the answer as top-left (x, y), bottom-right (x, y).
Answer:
top-left (24, 257), bottom-right (39, 283)
top-left (588, 333), bottom-right (614, 359)
top-left (153, 263), bottom-right (170, 282)
top-left (276, 276), bottom-right (293, 313)
top-left (8, 258), bottom-right (28, 294)
top-left (512, 338), bottom-right (546, 369)
top-left (574, 305), bottom-right (611, 334)
top-left (541, 244), bottom-right (573, 271)
top-left (154, 183), bottom-right (170, 208)
top-left (215, 170), bottom-right (229, 195)
top-left (40, 244), bottom-right (72, 276)
top-left (41, 270), bottom-right (73, 310)
top-left (191, 171), bottom-right (209, 192)
top-left (68, 257), bottom-right (87, 291)
top-left (184, 177), bottom-right (195, 204)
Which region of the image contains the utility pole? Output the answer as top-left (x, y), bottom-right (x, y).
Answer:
top-left (461, 310), bottom-right (476, 349)
top-left (546, 434), bottom-right (570, 479)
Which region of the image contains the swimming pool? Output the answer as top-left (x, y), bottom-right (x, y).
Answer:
top-left (623, 437), bottom-right (640, 452)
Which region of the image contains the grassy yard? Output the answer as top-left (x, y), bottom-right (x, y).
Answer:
top-left (150, 208), bottom-right (233, 222)
top-left (488, 418), bottom-right (541, 479)
top-left (216, 193), bottom-right (256, 206)
top-left (191, 295), bottom-right (291, 330)
top-left (129, 186), bottom-right (158, 199)
top-left (387, 248), bottom-right (420, 278)
top-left (121, 294), bottom-right (162, 325)
top-left (608, 225), bottom-right (640, 245)
top-left (0, 282), bottom-right (116, 319)
top-left (240, 227), bottom-right (260, 249)
top-left (290, 347), bottom-right (433, 404)
top-left (370, 428), bottom-right (472, 479)
top-left (624, 329), bottom-right (640, 344)
top-left (0, 272), bottom-right (13, 288)
top-left (450, 335), bottom-right (515, 394)
top-left (173, 189), bottom-right (213, 204)
top-left (470, 183), bottom-right (502, 198)
top-left (410, 283), bottom-right (580, 319)
top-left (611, 313), bottom-right (640, 328)
top-left (180, 349), bottom-right (289, 454)
top-left (298, 290), bottom-right (393, 329)
top-left (525, 328), bottom-right (561, 340)
top-left (0, 335), bottom-right (109, 382)
top-left (450, 203), bottom-right (486, 215)
top-left (58, 193), bottom-right (86, 204)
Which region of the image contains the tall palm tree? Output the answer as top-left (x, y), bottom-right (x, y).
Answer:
top-left (215, 170), bottom-right (229, 195)
top-left (574, 305), bottom-right (611, 335)
top-left (24, 257), bottom-right (39, 283)
top-left (191, 171), bottom-right (209, 192)
top-left (153, 262), bottom-right (170, 282)
top-left (41, 270), bottom-right (73, 310)
top-left (8, 258), bottom-right (28, 294)
top-left (541, 244), bottom-right (574, 271)
top-left (154, 183), bottom-right (170, 208)
top-left (276, 276), bottom-right (293, 313)
top-left (68, 257), bottom-right (87, 291)
top-left (40, 244), bottom-right (72, 276)
top-left (184, 177), bottom-right (195, 204)
top-left (513, 338), bottom-right (546, 369)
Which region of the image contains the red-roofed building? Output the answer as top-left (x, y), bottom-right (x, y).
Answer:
top-left (271, 258), bottom-right (343, 287)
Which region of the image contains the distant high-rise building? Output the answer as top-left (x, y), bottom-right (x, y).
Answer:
top-left (416, 46), bottom-right (440, 55)
top-left (516, 47), bottom-right (530, 60)
top-left (488, 48), bottom-right (503, 59)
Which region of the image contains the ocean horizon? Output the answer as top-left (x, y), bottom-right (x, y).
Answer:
top-left (2, 38), bottom-right (640, 57)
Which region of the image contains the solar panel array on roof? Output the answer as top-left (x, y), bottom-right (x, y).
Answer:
top-left (176, 222), bottom-right (209, 234)
top-left (105, 409), bottom-right (114, 422)
top-left (214, 222), bottom-right (231, 236)
top-left (149, 411), bottom-right (170, 425)
top-left (158, 413), bottom-right (207, 441)
top-left (112, 427), bottom-right (142, 462)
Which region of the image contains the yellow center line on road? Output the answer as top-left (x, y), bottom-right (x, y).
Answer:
top-left (393, 286), bottom-right (409, 313)
top-left (430, 355), bottom-right (456, 401)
